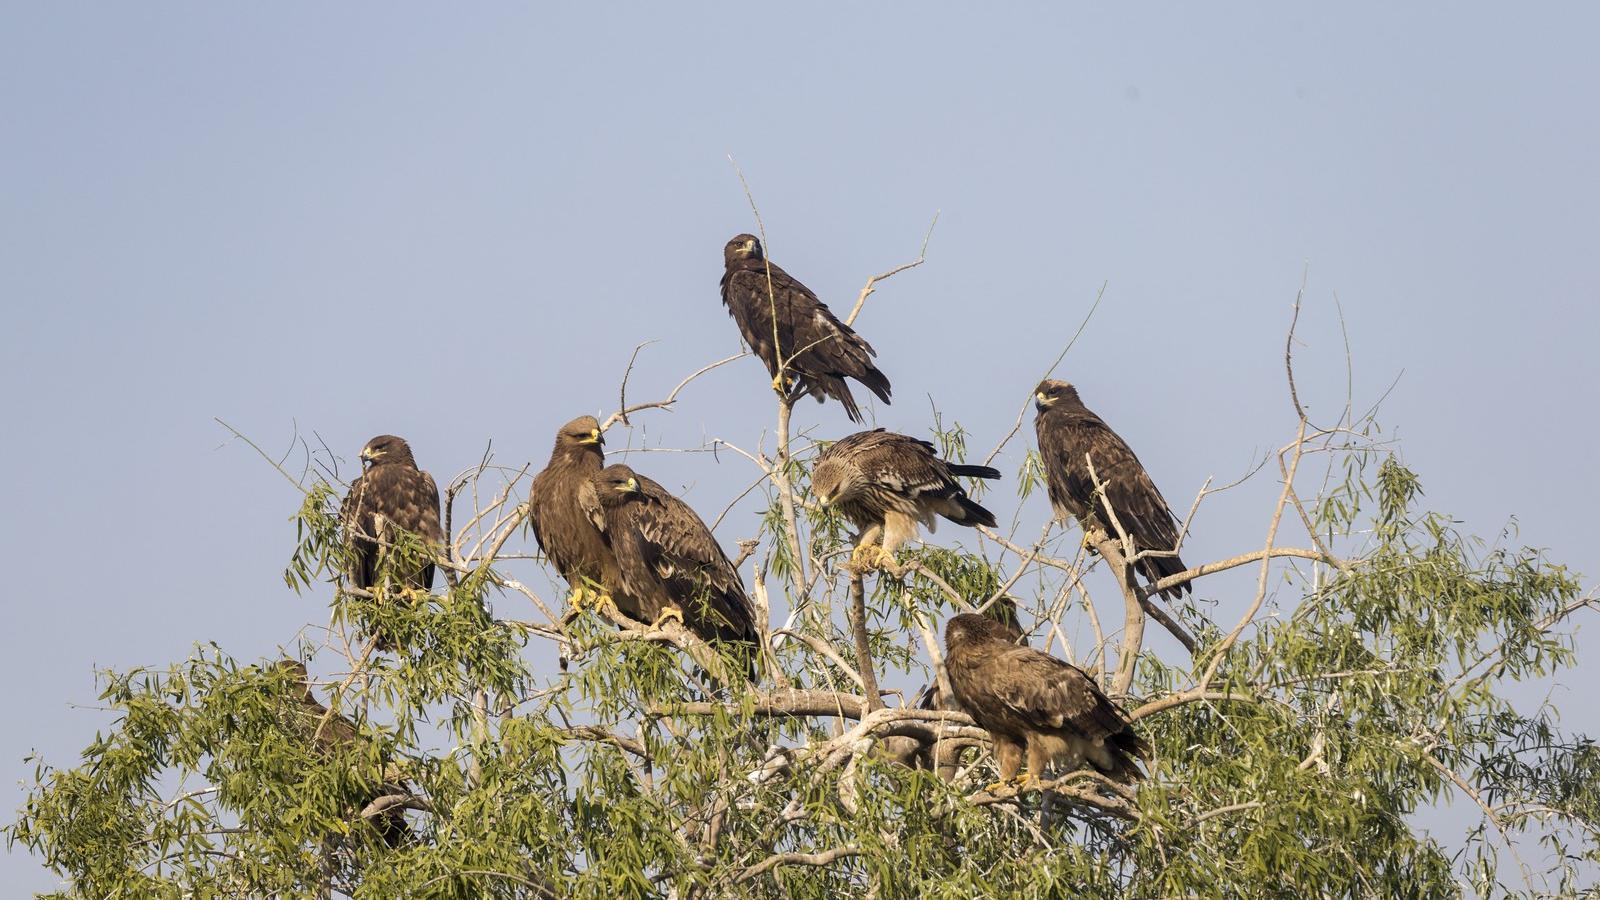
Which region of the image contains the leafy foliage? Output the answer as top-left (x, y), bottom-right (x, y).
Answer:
top-left (10, 385), bottom-right (1598, 898)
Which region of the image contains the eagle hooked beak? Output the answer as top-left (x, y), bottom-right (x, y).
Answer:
top-left (1035, 391), bottom-right (1052, 408)
top-left (360, 448), bottom-right (382, 467)
top-left (816, 492), bottom-right (832, 507)
top-left (743, 238), bottom-right (756, 254)
top-left (614, 476), bottom-right (639, 494)
top-left (580, 428), bottom-right (603, 446)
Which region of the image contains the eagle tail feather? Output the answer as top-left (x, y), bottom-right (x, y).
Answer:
top-left (948, 496), bottom-right (998, 529)
top-left (1141, 553), bottom-right (1192, 600)
top-left (853, 364), bottom-right (893, 404)
top-left (1106, 728), bottom-right (1152, 783)
top-left (809, 375), bottom-right (865, 423)
top-left (949, 463), bottom-right (1001, 480)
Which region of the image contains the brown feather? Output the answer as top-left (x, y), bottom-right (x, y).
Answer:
top-left (528, 417), bottom-right (644, 619)
top-left (587, 464), bottom-right (758, 653)
top-left (276, 661), bottom-right (409, 847)
top-left (721, 234), bottom-right (891, 423)
top-left (1034, 380), bottom-right (1192, 599)
top-left (813, 429), bottom-right (1000, 554)
top-left (944, 614), bottom-right (1148, 784)
top-left (339, 435), bottom-right (443, 593)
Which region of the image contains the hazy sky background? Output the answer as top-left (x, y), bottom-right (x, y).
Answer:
top-left (4, 4), bottom-right (1598, 890)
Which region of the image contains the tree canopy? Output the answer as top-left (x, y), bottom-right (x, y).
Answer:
top-left (10, 270), bottom-right (1597, 899)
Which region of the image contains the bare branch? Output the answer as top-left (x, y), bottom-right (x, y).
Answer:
top-left (735, 846), bottom-right (863, 883)
top-left (842, 211), bottom-right (939, 327)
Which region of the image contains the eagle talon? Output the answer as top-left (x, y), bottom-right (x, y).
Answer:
top-left (649, 607), bottom-right (685, 630)
top-left (845, 543), bottom-right (877, 574)
top-left (985, 773), bottom-right (1034, 794)
top-left (564, 588), bottom-right (618, 623)
top-left (771, 372), bottom-right (789, 395)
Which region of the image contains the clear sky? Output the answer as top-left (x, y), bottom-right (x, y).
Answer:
top-left (4, 4), bottom-right (1597, 890)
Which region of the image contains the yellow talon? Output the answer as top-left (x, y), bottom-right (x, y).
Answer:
top-left (650, 606), bottom-right (685, 629)
top-left (845, 542), bottom-right (882, 574)
top-left (985, 774), bottom-right (1033, 794)
top-left (564, 587), bottom-right (616, 622)
top-left (771, 371), bottom-right (791, 394)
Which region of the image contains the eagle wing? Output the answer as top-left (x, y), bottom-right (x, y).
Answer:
top-left (620, 476), bottom-right (756, 646)
top-left (836, 429), bottom-right (999, 527)
top-left (721, 262), bottom-right (890, 422)
top-left (1037, 411), bottom-right (1188, 596)
top-left (339, 466), bottom-right (442, 591)
top-left (987, 645), bottom-right (1131, 743)
top-left (339, 473), bottom-right (378, 589)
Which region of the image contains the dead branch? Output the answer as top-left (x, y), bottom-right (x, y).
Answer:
top-left (735, 845), bottom-right (863, 883)
top-left (842, 212), bottom-right (939, 327)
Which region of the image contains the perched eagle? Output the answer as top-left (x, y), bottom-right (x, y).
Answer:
top-left (910, 600), bottom-right (1025, 779)
top-left (721, 233), bottom-right (892, 422)
top-left (339, 435), bottom-right (444, 593)
top-left (528, 416), bottom-right (636, 618)
top-left (1033, 380), bottom-right (1192, 600)
top-left (276, 660), bottom-right (410, 847)
top-left (812, 429), bottom-right (1000, 569)
top-left (944, 613), bottom-right (1149, 785)
top-left (580, 464), bottom-right (758, 652)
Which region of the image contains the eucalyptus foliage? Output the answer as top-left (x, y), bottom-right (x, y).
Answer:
top-left (10, 391), bottom-right (1597, 899)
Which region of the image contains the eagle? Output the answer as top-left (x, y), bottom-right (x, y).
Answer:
top-left (339, 435), bottom-right (444, 594)
top-left (944, 613), bottom-right (1149, 786)
top-left (580, 464), bottom-right (758, 653)
top-left (1033, 380), bottom-right (1192, 600)
top-left (528, 416), bottom-right (635, 619)
top-left (276, 660), bottom-right (410, 847)
top-left (811, 429), bottom-right (1000, 570)
top-left (721, 233), bottom-right (892, 422)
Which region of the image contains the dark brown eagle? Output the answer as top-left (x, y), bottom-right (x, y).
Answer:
top-left (721, 233), bottom-right (891, 422)
top-left (528, 416), bottom-right (637, 619)
top-left (580, 464), bottom-right (758, 652)
top-left (339, 435), bottom-right (444, 593)
top-left (1033, 380), bottom-right (1192, 599)
top-left (811, 429), bottom-right (1000, 570)
top-left (276, 660), bottom-right (411, 847)
top-left (944, 613), bottom-right (1149, 786)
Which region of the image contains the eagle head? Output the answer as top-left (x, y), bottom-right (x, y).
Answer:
top-left (1034, 379), bottom-right (1079, 412)
top-left (557, 416), bottom-right (605, 453)
top-left (360, 435), bottom-right (414, 470)
top-left (945, 612), bottom-right (1008, 651)
top-left (809, 457), bottom-right (853, 508)
top-left (724, 233), bottom-right (763, 265)
top-left (594, 464), bottom-right (642, 503)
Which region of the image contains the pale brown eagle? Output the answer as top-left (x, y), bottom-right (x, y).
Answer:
top-left (944, 613), bottom-right (1148, 786)
top-left (811, 429), bottom-right (1000, 570)
top-left (580, 464), bottom-right (758, 652)
top-left (339, 435), bottom-right (444, 594)
top-left (1033, 380), bottom-right (1192, 599)
top-left (276, 660), bottom-right (410, 847)
top-left (721, 233), bottom-right (891, 422)
top-left (528, 416), bottom-right (636, 619)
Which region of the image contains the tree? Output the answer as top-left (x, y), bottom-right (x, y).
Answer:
top-left (9, 241), bottom-right (1598, 899)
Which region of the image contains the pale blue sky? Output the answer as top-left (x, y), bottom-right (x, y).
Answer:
top-left (4, 4), bottom-right (1598, 889)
